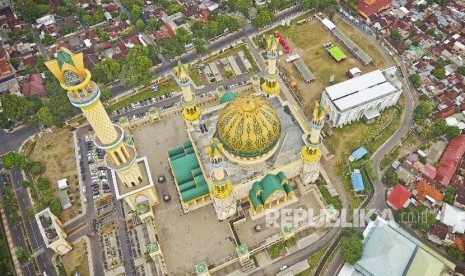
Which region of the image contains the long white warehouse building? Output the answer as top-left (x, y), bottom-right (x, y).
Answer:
top-left (321, 67), bottom-right (402, 127)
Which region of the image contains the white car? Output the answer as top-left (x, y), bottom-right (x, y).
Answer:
top-left (280, 266), bottom-right (288, 271)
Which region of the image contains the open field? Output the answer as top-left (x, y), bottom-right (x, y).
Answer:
top-left (332, 16), bottom-right (389, 69)
top-left (28, 128), bottom-right (80, 222)
top-left (270, 19), bottom-right (384, 107)
top-left (62, 239), bottom-right (90, 276)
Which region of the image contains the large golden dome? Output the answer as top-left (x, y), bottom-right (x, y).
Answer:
top-left (217, 94), bottom-right (281, 161)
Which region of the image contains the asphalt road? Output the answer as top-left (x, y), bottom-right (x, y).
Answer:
top-left (0, 171), bottom-right (35, 276)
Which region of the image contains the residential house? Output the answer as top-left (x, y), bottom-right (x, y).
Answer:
top-left (435, 135), bottom-right (465, 188)
top-left (386, 184), bottom-right (411, 210)
top-left (440, 203), bottom-right (465, 234)
top-left (414, 180), bottom-right (444, 205)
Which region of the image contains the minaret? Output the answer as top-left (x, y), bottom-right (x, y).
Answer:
top-left (262, 34), bottom-right (280, 96)
top-left (206, 140), bottom-right (236, 221)
top-left (301, 102), bottom-right (328, 184)
top-left (45, 48), bottom-right (157, 218)
top-left (173, 61), bottom-right (201, 124)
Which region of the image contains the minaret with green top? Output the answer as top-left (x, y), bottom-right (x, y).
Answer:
top-left (301, 102), bottom-right (328, 183)
top-left (173, 61), bottom-right (201, 123)
top-left (262, 34), bottom-right (280, 96)
top-left (206, 139), bottom-right (236, 220)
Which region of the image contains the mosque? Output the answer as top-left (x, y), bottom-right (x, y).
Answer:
top-left (168, 34), bottom-right (329, 221)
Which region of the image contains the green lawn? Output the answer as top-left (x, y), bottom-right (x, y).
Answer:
top-left (316, 177), bottom-right (342, 210)
top-left (267, 241), bottom-right (286, 260)
top-left (190, 69), bottom-right (203, 86)
top-left (107, 79), bottom-right (179, 113)
top-left (199, 44), bottom-right (259, 73)
top-left (295, 245), bottom-right (329, 276)
top-left (325, 99), bottom-right (403, 210)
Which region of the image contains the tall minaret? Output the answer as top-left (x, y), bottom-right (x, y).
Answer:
top-left (262, 34), bottom-right (280, 96)
top-left (174, 61), bottom-right (201, 124)
top-left (206, 140), bottom-right (236, 221)
top-left (45, 48), bottom-right (158, 217)
top-left (301, 102), bottom-right (328, 184)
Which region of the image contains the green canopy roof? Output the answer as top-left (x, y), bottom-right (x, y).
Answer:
top-left (248, 173), bottom-right (294, 208)
top-left (57, 50), bottom-right (74, 69)
top-left (329, 46), bottom-right (347, 62)
top-left (169, 141), bottom-right (209, 203)
top-left (220, 91), bottom-right (237, 104)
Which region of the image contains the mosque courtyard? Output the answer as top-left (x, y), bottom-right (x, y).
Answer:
top-left (130, 103), bottom-right (328, 275)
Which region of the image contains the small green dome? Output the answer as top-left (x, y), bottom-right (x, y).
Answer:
top-left (220, 91), bottom-right (236, 104)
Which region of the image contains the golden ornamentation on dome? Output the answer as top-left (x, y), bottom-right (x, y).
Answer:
top-left (217, 94), bottom-right (281, 159)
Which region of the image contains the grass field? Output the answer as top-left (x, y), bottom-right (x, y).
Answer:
top-left (62, 240), bottom-right (90, 276)
top-left (28, 128), bottom-right (80, 222)
top-left (107, 78), bottom-right (179, 113)
top-left (269, 19), bottom-right (385, 107)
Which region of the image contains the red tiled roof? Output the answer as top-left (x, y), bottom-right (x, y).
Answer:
top-left (435, 135), bottom-right (465, 187)
top-left (357, 0), bottom-right (391, 18)
top-left (434, 107), bottom-right (456, 119)
top-left (453, 235), bottom-right (465, 252)
top-left (387, 184), bottom-right (411, 210)
top-left (416, 180), bottom-right (444, 202)
top-left (0, 59), bottom-right (11, 75)
top-left (430, 221), bottom-right (449, 240)
top-left (22, 80), bottom-right (46, 97)
top-left (456, 186), bottom-right (465, 206)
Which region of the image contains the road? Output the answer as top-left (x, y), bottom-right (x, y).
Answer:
top-left (0, 171), bottom-right (36, 276)
top-left (315, 13), bottom-right (420, 276)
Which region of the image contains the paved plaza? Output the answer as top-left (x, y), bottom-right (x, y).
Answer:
top-left (132, 114), bottom-right (236, 275)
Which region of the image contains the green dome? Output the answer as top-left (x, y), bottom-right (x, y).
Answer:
top-left (220, 90), bottom-right (237, 104)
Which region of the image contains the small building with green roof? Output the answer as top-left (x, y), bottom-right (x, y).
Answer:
top-left (248, 172), bottom-right (295, 215)
top-left (169, 141), bottom-right (210, 208)
top-left (220, 90), bottom-right (237, 104)
top-left (328, 46), bottom-right (347, 62)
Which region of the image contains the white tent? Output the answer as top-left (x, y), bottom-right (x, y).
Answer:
top-left (57, 178), bottom-right (68, 190)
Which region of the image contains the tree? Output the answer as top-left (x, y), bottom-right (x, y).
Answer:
top-left (22, 180), bottom-right (32, 188)
top-left (22, 2), bottom-right (50, 22)
top-left (136, 19), bottom-right (145, 31)
top-left (1, 152), bottom-right (27, 170)
top-left (49, 198), bottom-right (62, 215)
top-left (99, 84), bottom-right (112, 101)
top-left (1, 94), bottom-right (37, 123)
top-left (0, 112), bottom-right (12, 130)
top-left (92, 59), bottom-right (121, 84)
top-left (10, 58), bottom-right (20, 69)
top-left (37, 106), bottom-right (55, 127)
top-left (445, 125), bottom-right (461, 139)
top-left (147, 18), bottom-right (159, 32)
top-left (413, 98), bottom-right (433, 122)
top-left (411, 205), bottom-right (436, 231)
top-left (227, 0), bottom-right (252, 18)
top-left (42, 34), bottom-right (54, 45)
top-left (448, 247), bottom-right (465, 262)
top-left (253, 9), bottom-right (273, 28)
top-left (15, 247), bottom-right (30, 265)
top-left (193, 38), bottom-right (207, 54)
top-left (37, 177), bottom-right (50, 191)
top-left (176, 27), bottom-right (191, 45)
top-left (409, 74), bottom-right (421, 88)
top-left (147, 44), bottom-right (159, 63)
top-left (444, 187), bottom-right (456, 205)
top-left (26, 161), bottom-right (44, 176)
top-left (120, 46), bottom-right (153, 87)
top-left (302, 0), bottom-right (318, 10)
top-left (60, 25), bottom-right (74, 36)
top-left (341, 230), bottom-right (363, 265)
top-left (431, 67), bottom-right (446, 79)
top-left (390, 30), bottom-right (402, 41)
top-left (459, 66), bottom-right (465, 76)
top-left (36, 54), bottom-right (47, 73)
top-left (382, 167), bottom-right (399, 186)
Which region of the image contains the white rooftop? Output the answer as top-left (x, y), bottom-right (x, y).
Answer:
top-left (441, 203), bottom-right (465, 234)
top-left (321, 18), bottom-right (336, 30)
top-left (325, 69), bottom-right (400, 112)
